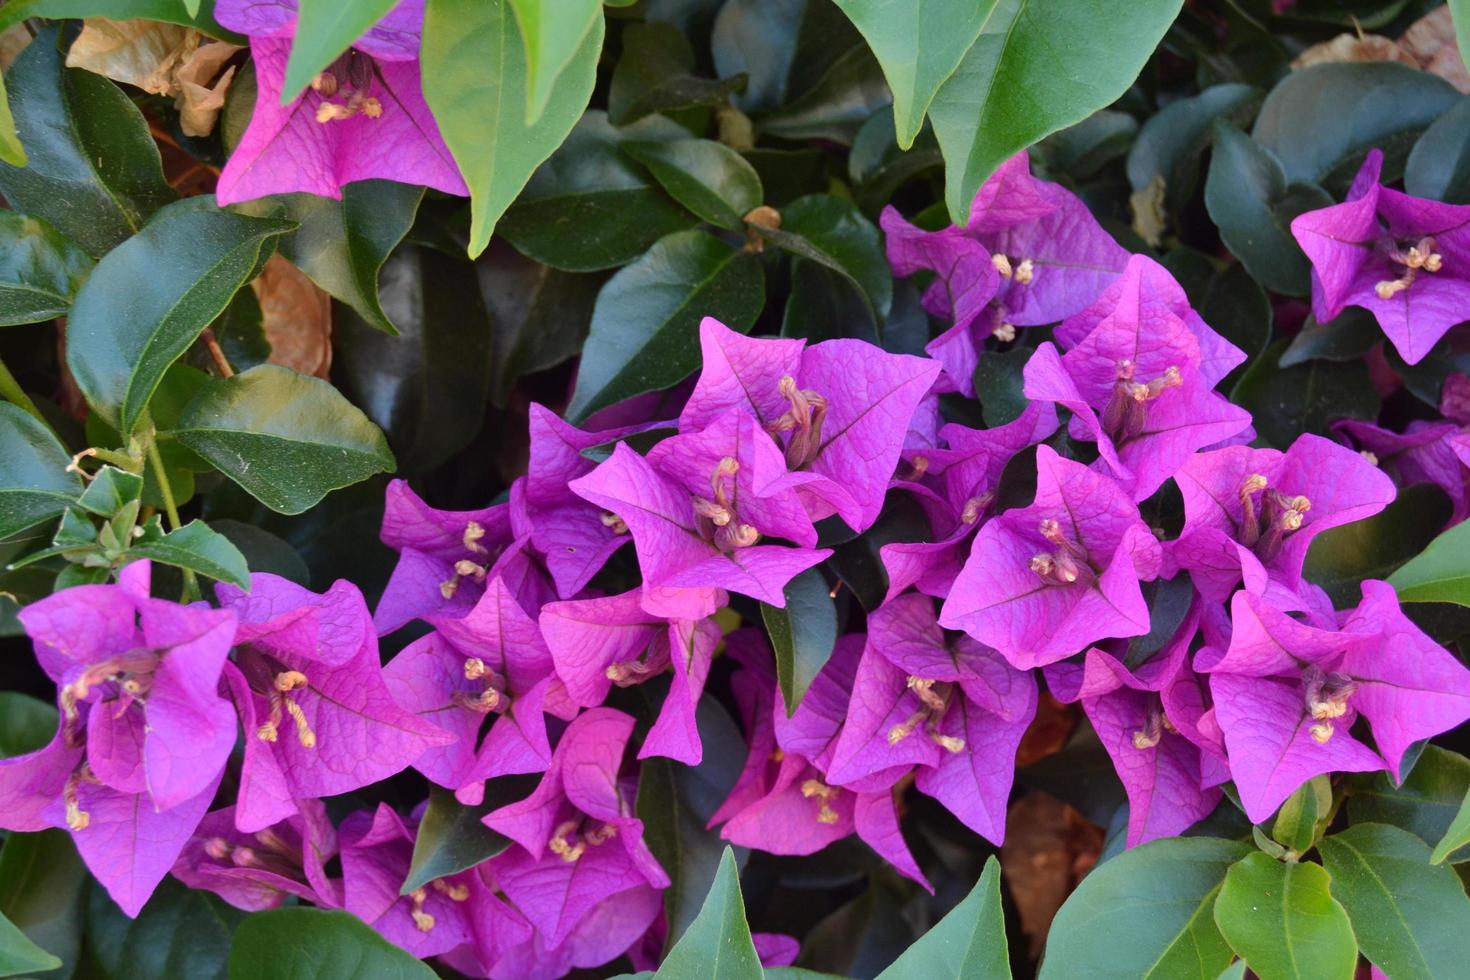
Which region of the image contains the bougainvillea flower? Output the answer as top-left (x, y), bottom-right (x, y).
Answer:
top-left (826, 594), bottom-right (1037, 843)
top-left (1172, 434), bottom-right (1395, 599)
top-left (485, 880), bottom-right (661, 980)
top-left (483, 709), bottom-right (668, 950)
top-left (172, 801), bottom-right (338, 911)
top-left (678, 318), bottom-right (942, 531)
top-left (882, 403), bottom-right (1059, 602)
top-left (1291, 148), bottom-right (1470, 365)
top-left (941, 446), bottom-right (1163, 669)
top-left (881, 152), bottom-right (1130, 395)
top-left (568, 442), bottom-right (829, 617)
top-left (1023, 256), bottom-right (1252, 500)
top-left (339, 804), bottom-right (475, 958)
top-left (1044, 605), bottom-right (1222, 847)
top-left (384, 575), bottom-right (571, 802)
top-left (539, 588), bottom-right (722, 765)
top-left (374, 479), bottom-right (520, 634)
top-left (1335, 418), bottom-right (1469, 524)
top-left (213, 0), bottom-right (466, 204)
top-left (1201, 581), bottom-right (1470, 822)
top-left (218, 574), bottom-right (452, 832)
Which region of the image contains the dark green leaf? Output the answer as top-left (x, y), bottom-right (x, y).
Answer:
top-left (622, 139), bottom-right (763, 231)
top-left (875, 855), bottom-right (1009, 979)
top-left (758, 43), bottom-right (891, 146)
top-left (757, 194), bottom-right (891, 322)
top-left (761, 567), bottom-right (838, 715)
top-left (207, 520), bottom-right (310, 585)
top-left (849, 108), bottom-right (943, 215)
top-left (1318, 822), bottom-right (1470, 978)
top-left (797, 881), bottom-right (916, 977)
top-left (1127, 83), bottom-right (1261, 214)
top-left (927, 0), bottom-right (1182, 224)
top-left (1040, 837), bottom-right (1250, 980)
top-left (128, 518), bottom-right (250, 588)
top-left (830, 495), bottom-right (930, 611)
top-left (499, 112), bottom-right (698, 272)
top-left (32, 0), bottom-right (239, 39)
top-left (1230, 338), bottom-right (1379, 449)
top-left (0, 27), bottom-right (175, 257)
top-left (0, 831), bottom-right (85, 980)
top-left (507, 0), bottom-right (602, 124)
top-left (653, 848), bottom-right (761, 980)
top-left (1349, 746), bottom-right (1470, 859)
top-left (282, 0), bottom-right (399, 102)
top-left (1405, 95), bottom-right (1470, 204)
top-left (0, 213), bottom-right (93, 326)
top-left (0, 402), bottom-right (80, 539)
top-left (744, 148), bottom-right (828, 207)
top-left (227, 908), bottom-right (434, 980)
top-left (421, 0), bottom-right (602, 258)
top-left (401, 783), bottom-right (514, 895)
top-left (0, 692), bottom-right (56, 758)
top-left (1387, 514), bottom-right (1470, 606)
top-left (1197, 263), bottom-right (1272, 390)
top-left (174, 365), bottom-right (395, 515)
top-left (0, 908), bottom-right (61, 977)
top-left (1213, 852), bottom-right (1356, 980)
top-left (1037, 109), bottom-right (1138, 182)
top-left (609, 22), bottom-right (746, 126)
top-left (973, 346), bottom-right (1033, 428)
top-left (1204, 122), bottom-right (1330, 297)
top-left (87, 877), bottom-right (245, 980)
top-left (567, 229), bottom-right (763, 423)
top-left (710, 0), bottom-right (808, 112)
top-left (1278, 309), bottom-right (1380, 368)
top-left (65, 196), bottom-right (294, 434)
top-left (1304, 483), bottom-right (1450, 608)
top-left (781, 258), bottom-right (878, 344)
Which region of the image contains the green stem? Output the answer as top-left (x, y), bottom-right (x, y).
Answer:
top-left (147, 442), bottom-right (200, 602)
top-left (0, 355), bottom-right (47, 428)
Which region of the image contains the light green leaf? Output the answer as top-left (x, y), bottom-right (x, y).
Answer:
top-left (0, 909), bottom-right (60, 978)
top-left (31, 0), bottom-right (237, 40)
top-left (1451, 2), bottom-right (1470, 78)
top-left (1213, 852), bottom-right (1356, 980)
top-left (927, 0), bottom-right (1182, 225)
top-left (401, 783), bottom-right (514, 895)
top-left (0, 213), bottom-right (94, 326)
top-left (228, 908), bottom-right (435, 980)
top-left (761, 567), bottom-right (838, 716)
top-left (1270, 776), bottom-right (1332, 856)
top-left (0, 69), bottom-right (24, 169)
top-left (173, 365), bottom-right (395, 515)
top-left (0, 402), bottom-right (80, 539)
top-left (654, 848), bottom-right (762, 980)
top-left (65, 196), bottom-right (294, 434)
top-left (622, 139), bottom-right (763, 230)
top-left (1388, 517), bottom-right (1470, 606)
top-left (1318, 823), bottom-right (1470, 979)
top-left (567, 229), bottom-right (763, 423)
top-left (832, 0), bottom-right (993, 148)
top-left (876, 855), bottom-right (1009, 979)
top-left (508, 0), bottom-right (603, 124)
top-left (282, 0), bottom-right (399, 102)
top-left (128, 518), bottom-right (251, 589)
top-left (422, 0), bottom-right (602, 258)
top-left (1040, 837), bottom-right (1250, 980)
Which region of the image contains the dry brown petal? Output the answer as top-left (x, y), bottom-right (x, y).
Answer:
top-left (1000, 791), bottom-right (1105, 959)
top-left (1292, 31), bottom-right (1415, 69)
top-left (254, 254), bottom-right (333, 379)
top-left (0, 22), bottom-right (33, 71)
top-left (174, 40), bottom-right (244, 137)
top-left (66, 18), bottom-right (194, 96)
top-left (1129, 174), bottom-right (1167, 249)
top-left (1016, 693), bottom-right (1079, 767)
top-left (1400, 6), bottom-right (1470, 93)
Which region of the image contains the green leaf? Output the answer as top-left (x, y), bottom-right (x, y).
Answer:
top-left (1305, 483), bottom-right (1450, 608)
top-left (608, 22), bottom-right (746, 127)
top-left (1271, 776), bottom-right (1332, 855)
top-left (282, 0), bottom-right (400, 102)
top-left (1278, 309), bottom-right (1380, 368)
top-left (1252, 62), bottom-right (1460, 190)
top-left (755, 194), bottom-right (890, 322)
top-left (207, 520), bottom-right (310, 585)
top-left (1430, 786), bottom-right (1470, 864)
top-left (1213, 852), bottom-right (1357, 980)
top-left (1127, 83), bottom-right (1261, 215)
top-left (173, 365), bottom-right (396, 515)
top-left (0, 692), bottom-right (57, 758)
top-left (761, 567), bottom-right (838, 716)
top-left (128, 518), bottom-right (250, 589)
top-left (1037, 109), bottom-right (1138, 183)
top-left (1230, 338), bottom-right (1379, 451)
top-left (622, 139), bottom-right (763, 231)
top-left (973, 346), bottom-right (1033, 428)
top-left (244, 181), bottom-right (424, 335)
top-left (228, 908), bottom-right (435, 980)
top-left (1349, 746), bottom-right (1470, 859)
top-left (758, 42), bottom-right (892, 146)
top-left (87, 876), bottom-right (244, 980)
top-left (0, 27), bottom-right (175, 257)
top-left (1405, 96), bottom-right (1470, 205)
top-left (0, 63), bottom-right (24, 169)
top-left (927, 0), bottom-right (1182, 224)
top-left (422, 0), bottom-right (602, 258)
top-left (849, 108), bottom-right (944, 215)
top-left (31, 0), bottom-right (239, 40)
top-left (1203, 122), bottom-right (1331, 298)
top-left (566, 229), bottom-right (763, 423)
top-left (709, 0), bottom-right (810, 113)
top-left (0, 831), bottom-right (86, 980)
top-left (1040, 836), bottom-right (1251, 980)
top-left (833, 0), bottom-right (994, 149)
top-left (75, 466), bottom-right (143, 518)
top-left (507, 0), bottom-right (602, 124)
top-left (876, 855), bottom-right (1009, 979)
top-left (0, 213), bottom-right (94, 326)
top-left (654, 848), bottom-right (761, 980)
top-left (0, 402), bottom-right (80, 539)
top-left (65, 196), bottom-right (294, 434)
top-left (1318, 823), bottom-right (1470, 978)
top-left (401, 782), bottom-right (515, 895)
top-left (499, 112), bottom-right (698, 272)
top-left (0, 908), bottom-right (60, 977)
top-left (1387, 516), bottom-right (1470, 606)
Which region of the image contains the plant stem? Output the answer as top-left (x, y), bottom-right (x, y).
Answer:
top-left (0, 355), bottom-right (48, 427)
top-left (147, 441), bottom-right (200, 602)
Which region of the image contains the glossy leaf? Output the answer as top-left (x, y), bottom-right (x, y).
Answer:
top-left (876, 855), bottom-right (1008, 979)
top-left (1040, 837), bottom-right (1250, 980)
top-left (1318, 823), bottom-right (1470, 978)
top-left (1388, 517), bottom-right (1470, 607)
top-left (227, 908), bottom-right (435, 980)
top-left (0, 213), bottom-right (92, 326)
top-left (0, 831), bottom-right (85, 980)
top-left (1231, 339), bottom-right (1379, 451)
top-left (755, 194), bottom-right (890, 322)
top-left (762, 568), bottom-right (838, 717)
top-left (1349, 746), bottom-right (1470, 858)
top-left (87, 877), bottom-right (244, 980)
top-left (758, 43), bottom-right (892, 146)
top-left (401, 783), bottom-right (513, 895)
top-left (1305, 483), bottom-right (1450, 608)
top-left (1213, 852), bottom-right (1356, 980)
top-left (1430, 786), bottom-right (1470, 864)
top-left (282, 0), bottom-right (399, 101)
top-left (1278, 309), bottom-right (1379, 368)
top-left (31, 0), bottom-right (239, 39)
top-left (566, 229), bottom-right (763, 423)
top-left (608, 21), bottom-right (745, 126)
top-left (849, 108), bottom-right (944, 214)
top-left (1405, 96), bottom-right (1470, 205)
top-left (654, 847), bottom-right (762, 980)
top-left (65, 196), bottom-right (294, 434)
top-left (128, 518), bottom-right (251, 589)
top-left (0, 402), bottom-right (80, 539)
top-left (1128, 83), bottom-right (1260, 214)
top-left (710, 0), bottom-right (810, 113)
top-left (1271, 777), bottom-right (1332, 855)
top-left (0, 908), bottom-right (60, 978)
top-left (0, 27), bottom-right (175, 257)
top-left (508, 0), bottom-right (603, 124)
top-left (421, 0), bottom-right (602, 258)
top-left (174, 364), bottom-right (396, 515)
top-left (927, 0), bottom-right (1181, 224)
top-left (622, 139), bottom-right (763, 230)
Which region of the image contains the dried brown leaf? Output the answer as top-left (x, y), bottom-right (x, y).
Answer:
top-left (254, 254), bottom-right (333, 380)
top-left (1000, 791), bottom-right (1104, 959)
top-left (1400, 5), bottom-right (1470, 93)
top-left (1291, 32), bottom-right (1415, 69)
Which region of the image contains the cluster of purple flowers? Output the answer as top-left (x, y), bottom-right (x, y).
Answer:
top-left (4, 147), bottom-right (1470, 976)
